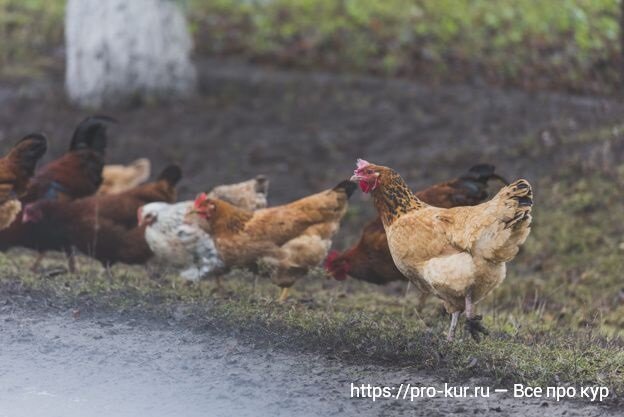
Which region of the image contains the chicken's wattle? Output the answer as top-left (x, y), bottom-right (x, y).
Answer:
top-left (359, 179), bottom-right (378, 193)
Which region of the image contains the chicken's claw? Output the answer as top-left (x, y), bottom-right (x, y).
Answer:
top-left (464, 315), bottom-right (489, 342)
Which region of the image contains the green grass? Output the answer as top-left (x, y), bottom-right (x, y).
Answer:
top-left (1, 0), bottom-right (622, 92)
top-left (0, 0), bottom-right (64, 76)
top-left (190, 0), bottom-right (622, 93)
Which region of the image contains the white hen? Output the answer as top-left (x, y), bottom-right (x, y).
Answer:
top-left (139, 176), bottom-right (269, 281)
top-left (141, 201), bottom-right (223, 281)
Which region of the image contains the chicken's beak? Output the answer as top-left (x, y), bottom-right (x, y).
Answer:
top-left (350, 174), bottom-right (363, 182)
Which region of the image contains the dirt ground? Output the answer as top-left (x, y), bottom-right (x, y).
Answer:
top-left (2, 58), bottom-right (624, 203)
top-left (0, 59), bottom-right (623, 415)
top-left (0, 299), bottom-right (619, 417)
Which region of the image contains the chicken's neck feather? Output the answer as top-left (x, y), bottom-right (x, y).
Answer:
top-left (373, 170), bottom-right (424, 227)
top-left (210, 200), bottom-right (253, 236)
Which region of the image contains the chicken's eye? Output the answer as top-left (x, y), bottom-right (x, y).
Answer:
top-left (366, 169), bottom-right (373, 175)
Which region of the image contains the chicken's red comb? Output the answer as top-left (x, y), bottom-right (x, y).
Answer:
top-left (356, 158), bottom-right (370, 170)
top-left (193, 192), bottom-right (209, 209)
top-left (324, 250), bottom-right (348, 281)
top-left (325, 250), bottom-right (340, 266)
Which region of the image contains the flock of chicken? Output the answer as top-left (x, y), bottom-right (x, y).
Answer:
top-left (0, 116), bottom-right (533, 342)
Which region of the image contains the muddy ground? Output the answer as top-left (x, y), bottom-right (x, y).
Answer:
top-left (2, 59), bottom-right (624, 208)
top-left (0, 298), bottom-right (619, 417)
top-left (0, 59), bottom-right (623, 415)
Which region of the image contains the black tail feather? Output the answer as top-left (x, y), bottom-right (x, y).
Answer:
top-left (157, 164), bottom-right (182, 186)
top-left (11, 133), bottom-right (48, 175)
top-left (69, 115), bottom-right (116, 154)
top-left (517, 196), bottom-right (533, 207)
top-left (333, 179), bottom-right (357, 198)
top-left (464, 164), bottom-right (509, 185)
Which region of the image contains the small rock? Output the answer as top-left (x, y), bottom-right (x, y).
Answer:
top-left (466, 357), bottom-right (478, 369)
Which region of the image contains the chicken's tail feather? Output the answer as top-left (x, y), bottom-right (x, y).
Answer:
top-left (157, 164), bottom-right (183, 186)
top-left (501, 179), bottom-right (532, 230)
top-left (333, 179), bottom-right (357, 198)
top-left (464, 164), bottom-right (509, 186)
top-left (10, 133), bottom-right (48, 175)
top-left (479, 179), bottom-right (532, 263)
top-left (70, 115), bottom-right (116, 154)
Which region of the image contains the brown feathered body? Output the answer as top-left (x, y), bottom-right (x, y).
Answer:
top-left (358, 163), bottom-right (532, 314)
top-left (0, 134), bottom-right (47, 230)
top-left (326, 165), bottom-right (507, 295)
top-left (187, 181), bottom-right (356, 290)
top-left (22, 150), bottom-right (103, 203)
top-left (0, 117), bottom-right (110, 249)
top-left (22, 165), bottom-right (181, 265)
top-left (24, 200), bottom-right (153, 265)
top-left (21, 116), bottom-right (110, 204)
top-left (93, 165), bottom-right (181, 229)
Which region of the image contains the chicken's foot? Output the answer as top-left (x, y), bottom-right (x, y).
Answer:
top-left (465, 315), bottom-right (489, 342)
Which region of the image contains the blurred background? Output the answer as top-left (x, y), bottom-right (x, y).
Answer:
top-left (1, 0), bottom-right (623, 196)
top-left (0, 1), bottom-right (623, 407)
top-left (1, 0), bottom-right (623, 92)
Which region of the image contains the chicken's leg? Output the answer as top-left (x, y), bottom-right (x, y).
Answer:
top-left (465, 290), bottom-right (474, 318)
top-left (415, 290), bottom-right (430, 313)
top-left (447, 311), bottom-right (460, 341)
top-left (30, 251), bottom-right (45, 272)
top-left (278, 287), bottom-right (290, 302)
top-left (210, 275), bottom-right (224, 295)
top-left (67, 250), bottom-right (77, 274)
top-left (464, 289), bottom-right (489, 342)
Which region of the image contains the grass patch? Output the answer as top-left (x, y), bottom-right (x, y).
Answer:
top-left (191, 0), bottom-right (623, 94)
top-left (2, 0), bottom-right (623, 93)
top-left (0, 0), bottom-right (64, 77)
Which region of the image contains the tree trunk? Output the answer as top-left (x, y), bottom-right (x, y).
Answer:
top-left (65, 0), bottom-right (197, 108)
